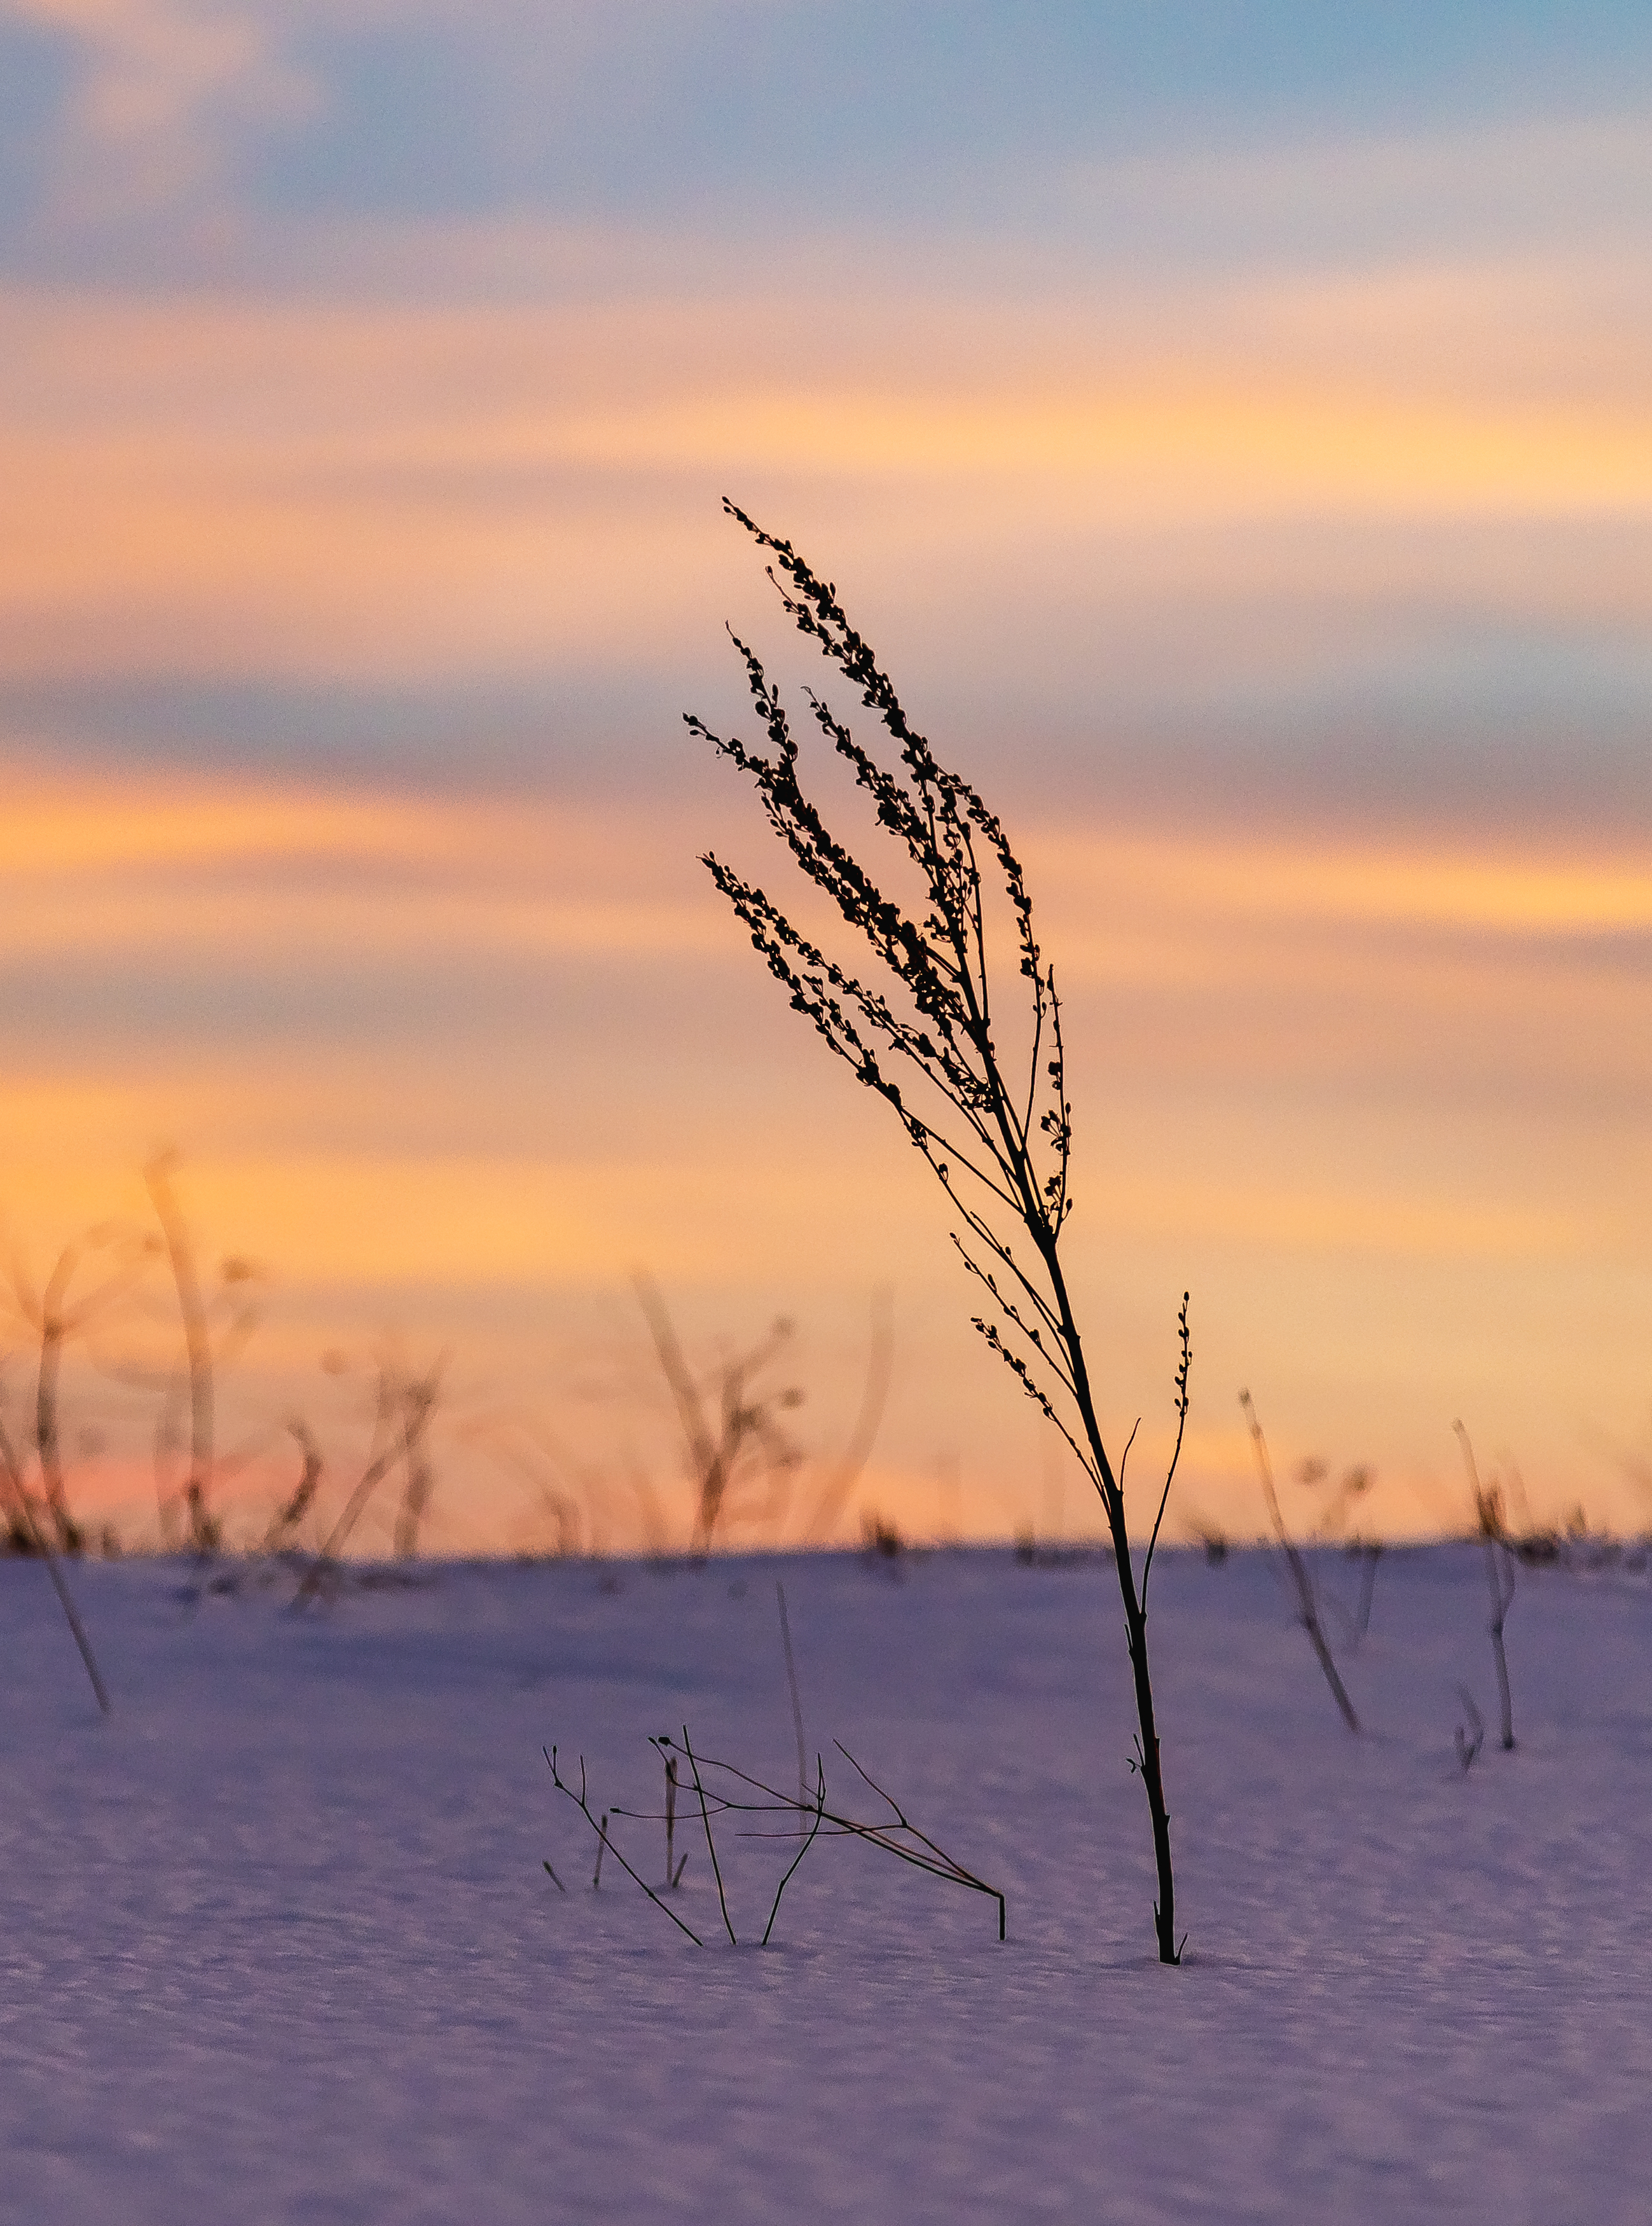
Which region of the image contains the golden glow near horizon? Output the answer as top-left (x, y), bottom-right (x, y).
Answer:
top-left (4, 763), bottom-right (1649, 1552)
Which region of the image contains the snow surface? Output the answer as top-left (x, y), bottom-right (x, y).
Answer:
top-left (3, 1542), bottom-right (1651, 2223)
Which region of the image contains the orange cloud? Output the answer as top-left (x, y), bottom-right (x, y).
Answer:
top-left (5, 268), bottom-right (1652, 679)
top-left (1028, 831), bottom-right (1652, 941)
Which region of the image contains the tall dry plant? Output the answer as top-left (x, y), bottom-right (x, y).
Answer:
top-left (8, 1222), bottom-right (155, 1554)
top-left (144, 1154), bottom-right (262, 1553)
top-left (392, 1358), bottom-right (445, 1557)
top-left (685, 503), bottom-right (1191, 1963)
top-left (290, 1352), bottom-right (444, 1604)
top-left (0, 1406), bottom-right (112, 1713)
top-left (633, 1271), bottom-right (804, 1553)
top-left (261, 1419), bottom-right (326, 1554)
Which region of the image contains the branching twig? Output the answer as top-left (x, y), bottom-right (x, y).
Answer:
top-left (762, 1757), bottom-right (825, 1946)
top-left (633, 1274), bottom-right (801, 1551)
top-left (545, 1746), bottom-right (703, 1946)
top-left (628, 1733), bottom-right (1007, 1942)
top-left (1140, 1293), bottom-right (1192, 1603)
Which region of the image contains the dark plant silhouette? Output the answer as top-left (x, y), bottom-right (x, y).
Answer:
top-left (1351, 1541), bottom-right (1383, 1640)
top-left (633, 1272), bottom-right (804, 1552)
top-left (261, 1419), bottom-right (326, 1552)
top-left (392, 1358), bottom-right (445, 1557)
top-left (776, 1579), bottom-right (808, 1805)
top-left (547, 1745), bottom-right (707, 1945)
top-left (290, 1355), bottom-right (443, 1606)
top-left (0, 1409), bottom-right (112, 1713)
top-left (289, 1437), bottom-right (400, 1607)
top-left (1242, 1391), bottom-right (1361, 1734)
top-left (1454, 1420), bottom-right (1517, 1750)
top-left (1454, 1683), bottom-right (1485, 1773)
top-left (8, 1221), bottom-right (156, 1554)
top-left (145, 1154), bottom-right (262, 1553)
top-left (547, 1728), bottom-right (1002, 1947)
top-left (686, 503), bottom-right (1190, 1960)
top-left (860, 1508), bottom-right (904, 1559)
top-left (661, 1751), bottom-right (689, 1889)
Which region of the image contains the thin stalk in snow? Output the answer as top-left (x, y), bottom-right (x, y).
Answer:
top-left (1242, 1390), bottom-right (1360, 1735)
top-left (1455, 1421), bottom-right (1517, 1750)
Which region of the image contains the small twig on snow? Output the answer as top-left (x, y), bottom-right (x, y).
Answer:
top-left (1454, 1684), bottom-right (1485, 1773)
top-left (776, 1579), bottom-right (807, 1805)
top-left (544, 1746), bottom-right (703, 1946)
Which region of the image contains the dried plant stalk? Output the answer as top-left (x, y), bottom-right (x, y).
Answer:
top-left (1455, 1421), bottom-right (1517, 1750)
top-left (0, 1414), bottom-right (111, 1714)
top-left (1242, 1391), bottom-right (1361, 1734)
top-left (687, 504), bottom-right (1189, 1960)
top-left (551, 1727), bottom-right (1003, 1949)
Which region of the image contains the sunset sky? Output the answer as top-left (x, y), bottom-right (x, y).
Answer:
top-left (3, 3), bottom-right (1651, 1552)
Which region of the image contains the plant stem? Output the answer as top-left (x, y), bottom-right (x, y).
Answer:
top-left (545, 1748), bottom-right (704, 1946)
top-left (146, 1157), bottom-right (216, 1554)
top-left (0, 1418), bottom-right (111, 1715)
top-left (1485, 1540), bottom-right (1515, 1750)
top-left (1356, 1544), bottom-right (1381, 1638)
top-left (665, 1754), bottom-right (677, 1886)
top-left (761, 1759), bottom-right (825, 1945)
top-left (1243, 1392), bottom-right (1360, 1737)
top-left (776, 1580), bottom-right (807, 1806)
top-left (684, 1725), bottom-right (736, 1945)
top-left (1047, 1255), bottom-right (1180, 1963)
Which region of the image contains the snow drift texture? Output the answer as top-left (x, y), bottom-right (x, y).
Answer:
top-left (2, 1544), bottom-right (1648, 2222)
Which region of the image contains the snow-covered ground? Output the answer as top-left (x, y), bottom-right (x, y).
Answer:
top-left (3, 1540), bottom-right (1649, 2223)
